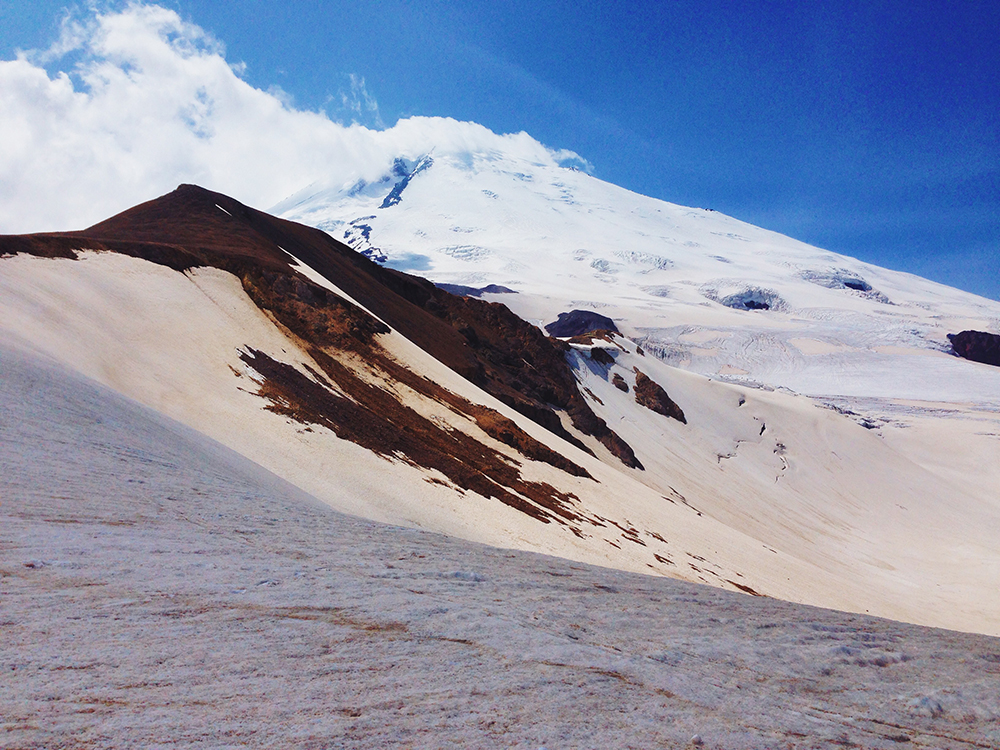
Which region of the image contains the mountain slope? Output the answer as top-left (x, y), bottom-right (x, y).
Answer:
top-left (275, 145), bottom-right (1000, 406)
top-left (73, 184), bottom-right (639, 465)
top-left (2, 185), bottom-right (1000, 635)
top-left (275, 144), bottom-right (1000, 618)
top-left (0, 186), bottom-right (791, 581)
top-left (5, 343), bottom-right (999, 749)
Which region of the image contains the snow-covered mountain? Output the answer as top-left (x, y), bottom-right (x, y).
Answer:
top-left (2, 146), bottom-right (999, 636)
top-left (273, 140), bottom-right (1000, 605)
top-left (274, 142), bottom-right (1000, 407)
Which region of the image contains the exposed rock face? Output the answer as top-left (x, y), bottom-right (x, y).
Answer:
top-left (949, 330), bottom-right (1000, 368)
top-left (545, 310), bottom-right (619, 337)
top-left (633, 368), bottom-right (687, 424)
top-left (589, 347), bottom-right (615, 366)
top-left (379, 156), bottom-right (433, 208)
top-left (381, 277), bottom-right (641, 468)
top-left (612, 373), bottom-right (629, 392)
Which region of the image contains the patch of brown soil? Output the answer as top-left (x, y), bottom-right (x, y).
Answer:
top-left (458, 404), bottom-right (592, 479)
top-left (312, 323), bottom-right (593, 481)
top-left (566, 330), bottom-right (621, 347)
top-left (240, 269), bottom-right (390, 348)
top-left (567, 397), bottom-right (644, 469)
top-left (0, 234), bottom-right (80, 260)
top-left (727, 580), bottom-right (764, 596)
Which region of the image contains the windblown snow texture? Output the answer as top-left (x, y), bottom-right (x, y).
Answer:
top-left (4, 345), bottom-right (1000, 750)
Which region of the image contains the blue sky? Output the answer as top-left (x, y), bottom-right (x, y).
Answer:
top-left (2, 0), bottom-right (997, 299)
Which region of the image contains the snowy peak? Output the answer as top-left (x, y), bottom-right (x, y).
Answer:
top-left (380, 155), bottom-right (434, 208)
top-left (271, 154), bottom-right (435, 262)
top-left (273, 137), bottom-right (1000, 406)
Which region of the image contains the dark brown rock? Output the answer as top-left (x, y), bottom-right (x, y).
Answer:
top-left (612, 373), bottom-right (629, 392)
top-left (242, 347), bottom-right (587, 525)
top-left (633, 368), bottom-right (686, 424)
top-left (949, 330), bottom-right (1000, 367)
top-left (545, 310), bottom-right (619, 337)
top-left (590, 347), bottom-right (615, 366)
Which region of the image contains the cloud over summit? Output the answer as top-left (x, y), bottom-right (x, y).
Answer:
top-left (0, 3), bottom-right (587, 232)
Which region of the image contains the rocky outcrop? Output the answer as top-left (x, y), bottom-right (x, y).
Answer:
top-left (948, 330), bottom-right (1000, 367)
top-left (633, 368), bottom-right (686, 424)
top-left (422, 292), bottom-right (642, 469)
top-left (589, 347), bottom-right (615, 366)
top-left (380, 156), bottom-right (433, 208)
top-left (545, 310), bottom-right (619, 337)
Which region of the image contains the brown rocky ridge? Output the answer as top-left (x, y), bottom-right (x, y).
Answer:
top-left (0, 184), bottom-right (647, 521)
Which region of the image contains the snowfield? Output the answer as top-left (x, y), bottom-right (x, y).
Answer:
top-left (275, 141), bottom-right (1000, 408)
top-left (3, 246), bottom-right (999, 635)
top-left (3, 346), bottom-right (999, 749)
top-left (276, 138), bottom-right (1000, 474)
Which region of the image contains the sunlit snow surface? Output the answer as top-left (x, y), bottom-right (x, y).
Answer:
top-left (5, 347), bottom-right (1000, 749)
top-left (274, 148), bottom-right (1000, 407)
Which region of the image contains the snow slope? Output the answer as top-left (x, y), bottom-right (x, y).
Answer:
top-left (2, 181), bottom-right (999, 635)
top-left (274, 135), bottom-right (1000, 603)
top-left (4, 344), bottom-right (1000, 749)
top-left (0, 251), bottom-right (849, 616)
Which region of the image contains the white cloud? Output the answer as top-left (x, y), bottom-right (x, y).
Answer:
top-left (339, 73), bottom-right (384, 129)
top-left (0, 3), bottom-right (589, 232)
top-left (549, 148), bottom-right (595, 173)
